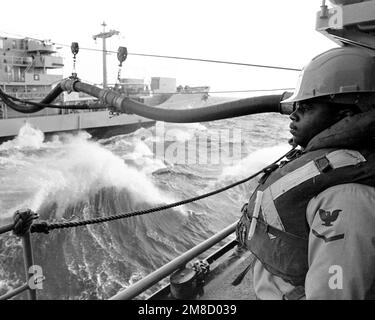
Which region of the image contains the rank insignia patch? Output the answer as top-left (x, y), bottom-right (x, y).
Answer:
top-left (319, 209), bottom-right (342, 227)
top-left (311, 229), bottom-right (345, 243)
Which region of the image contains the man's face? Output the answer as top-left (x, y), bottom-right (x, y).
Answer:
top-left (289, 101), bottom-right (340, 148)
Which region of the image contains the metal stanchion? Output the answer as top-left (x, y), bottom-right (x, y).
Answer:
top-left (22, 231), bottom-right (37, 300)
top-left (0, 223), bottom-right (14, 235)
top-left (0, 283), bottom-right (29, 300)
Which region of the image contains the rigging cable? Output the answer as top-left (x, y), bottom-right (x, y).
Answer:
top-left (100, 88), bottom-right (296, 95)
top-left (55, 42), bottom-right (302, 72)
top-left (0, 30), bottom-right (299, 114)
top-left (30, 147), bottom-right (296, 234)
top-left (0, 31), bottom-right (302, 72)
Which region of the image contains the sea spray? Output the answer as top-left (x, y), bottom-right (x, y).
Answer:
top-left (0, 122), bottom-right (45, 151)
top-left (0, 124), bottom-right (177, 219)
top-left (219, 144), bottom-right (292, 180)
top-left (0, 108), bottom-right (291, 299)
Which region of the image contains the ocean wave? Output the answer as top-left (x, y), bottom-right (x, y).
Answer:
top-left (0, 128), bottom-right (177, 219)
top-left (219, 144), bottom-right (291, 180)
top-left (0, 112), bottom-right (290, 299)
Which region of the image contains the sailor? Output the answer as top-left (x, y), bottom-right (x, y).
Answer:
top-left (236, 46), bottom-right (375, 300)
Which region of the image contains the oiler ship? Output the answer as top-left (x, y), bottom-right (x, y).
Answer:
top-left (0, 0), bottom-right (374, 301)
top-left (0, 33), bottom-right (208, 143)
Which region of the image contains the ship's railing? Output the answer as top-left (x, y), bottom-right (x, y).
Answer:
top-left (26, 41), bottom-right (55, 53)
top-left (0, 213), bottom-right (41, 300)
top-left (2, 55), bottom-right (33, 66)
top-left (0, 208), bottom-right (236, 300)
top-left (110, 222), bottom-right (237, 300)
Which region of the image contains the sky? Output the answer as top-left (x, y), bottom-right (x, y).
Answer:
top-left (0, 0), bottom-right (338, 97)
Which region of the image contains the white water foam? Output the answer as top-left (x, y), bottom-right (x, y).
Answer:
top-left (134, 122), bottom-right (207, 144)
top-left (0, 124), bottom-right (176, 219)
top-left (164, 123), bottom-right (207, 143)
top-left (220, 144), bottom-right (292, 180)
top-left (0, 122), bottom-right (45, 151)
top-left (128, 141), bottom-right (168, 175)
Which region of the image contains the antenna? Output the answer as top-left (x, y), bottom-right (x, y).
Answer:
top-left (92, 22), bottom-right (120, 88)
top-left (320, 0), bottom-right (329, 18)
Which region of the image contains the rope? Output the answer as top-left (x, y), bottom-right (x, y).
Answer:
top-left (13, 209), bottom-right (39, 237)
top-left (30, 147), bottom-right (295, 234)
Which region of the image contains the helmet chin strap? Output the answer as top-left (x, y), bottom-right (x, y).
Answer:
top-left (288, 138), bottom-right (298, 147)
top-left (304, 108), bottom-right (375, 152)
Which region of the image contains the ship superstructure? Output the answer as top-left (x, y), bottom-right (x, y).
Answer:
top-left (0, 36), bottom-right (158, 143)
top-left (0, 35), bottom-right (210, 143)
top-left (0, 37), bottom-right (63, 119)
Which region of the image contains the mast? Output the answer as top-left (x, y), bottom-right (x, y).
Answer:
top-left (93, 22), bottom-right (119, 88)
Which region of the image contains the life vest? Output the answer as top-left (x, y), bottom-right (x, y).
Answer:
top-left (236, 145), bottom-right (375, 286)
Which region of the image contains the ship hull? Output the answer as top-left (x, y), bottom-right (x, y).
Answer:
top-left (0, 110), bottom-right (155, 143)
